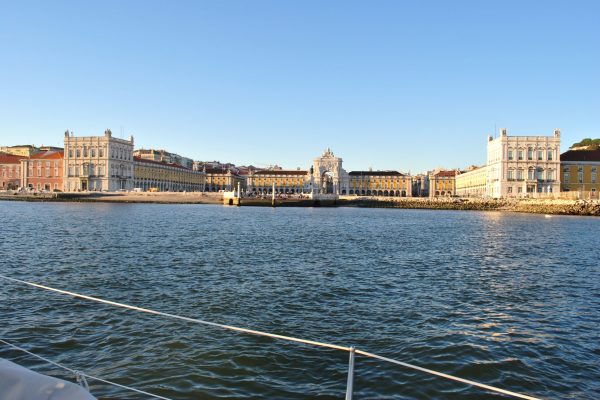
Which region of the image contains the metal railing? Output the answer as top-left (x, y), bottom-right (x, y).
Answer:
top-left (0, 274), bottom-right (543, 400)
top-left (0, 338), bottom-right (172, 400)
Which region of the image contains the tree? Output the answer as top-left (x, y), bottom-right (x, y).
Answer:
top-left (570, 138), bottom-right (600, 150)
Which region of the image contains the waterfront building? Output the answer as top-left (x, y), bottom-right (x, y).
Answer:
top-left (429, 169), bottom-right (458, 197)
top-left (347, 170), bottom-right (412, 196)
top-left (560, 149), bottom-right (600, 198)
top-left (0, 152), bottom-right (22, 190)
top-left (20, 150), bottom-right (64, 191)
top-left (486, 128), bottom-right (561, 198)
top-left (246, 169), bottom-right (309, 194)
top-left (133, 157), bottom-right (206, 192)
top-left (245, 148), bottom-right (412, 196)
top-left (0, 145), bottom-right (39, 157)
top-left (204, 168), bottom-right (244, 192)
top-left (63, 129), bottom-right (134, 192)
top-left (412, 174), bottom-right (429, 197)
top-left (455, 165), bottom-right (488, 198)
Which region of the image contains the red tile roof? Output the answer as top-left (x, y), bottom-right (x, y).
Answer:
top-left (30, 150), bottom-right (64, 160)
top-left (561, 149), bottom-right (600, 162)
top-left (0, 152), bottom-right (23, 164)
top-left (349, 170), bottom-right (405, 176)
top-left (253, 170), bottom-right (308, 176)
top-left (434, 170), bottom-right (458, 177)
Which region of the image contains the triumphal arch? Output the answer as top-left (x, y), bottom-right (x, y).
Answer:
top-left (245, 147), bottom-right (412, 197)
top-left (311, 148), bottom-right (348, 195)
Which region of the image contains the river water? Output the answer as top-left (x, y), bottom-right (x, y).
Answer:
top-left (0, 202), bottom-right (599, 399)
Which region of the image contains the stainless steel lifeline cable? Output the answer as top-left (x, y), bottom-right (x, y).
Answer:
top-left (0, 274), bottom-right (543, 400)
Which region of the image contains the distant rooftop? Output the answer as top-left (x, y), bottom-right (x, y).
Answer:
top-left (254, 169), bottom-right (307, 176)
top-left (349, 170), bottom-right (405, 176)
top-left (561, 149), bottom-right (600, 162)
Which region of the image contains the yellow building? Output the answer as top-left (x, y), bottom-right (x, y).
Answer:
top-left (247, 169), bottom-right (308, 194)
top-left (243, 150), bottom-right (414, 197)
top-left (455, 166), bottom-right (488, 197)
top-left (429, 169), bottom-right (458, 197)
top-left (560, 149), bottom-right (600, 198)
top-left (134, 157), bottom-right (205, 191)
top-left (205, 168), bottom-right (244, 192)
top-left (347, 171), bottom-right (412, 196)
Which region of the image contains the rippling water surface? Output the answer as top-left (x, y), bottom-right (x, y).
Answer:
top-left (1, 202), bottom-right (599, 399)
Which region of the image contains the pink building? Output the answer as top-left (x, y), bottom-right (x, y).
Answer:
top-left (21, 150), bottom-right (65, 191)
top-left (0, 152), bottom-right (22, 189)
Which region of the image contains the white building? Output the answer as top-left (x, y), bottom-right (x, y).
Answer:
top-left (63, 129), bottom-right (134, 191)
top-left (486, 128), bottom-right (561, 198)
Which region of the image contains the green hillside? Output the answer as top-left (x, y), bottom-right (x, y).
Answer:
top-left (570, 138), bottom-right (600, 150)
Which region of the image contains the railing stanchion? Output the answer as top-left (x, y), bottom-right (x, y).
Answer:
top-left (345, 346), bottom-right (355, 400)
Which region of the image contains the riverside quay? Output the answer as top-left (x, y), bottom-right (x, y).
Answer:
top-left (2, 128), bottom-right (600, 199)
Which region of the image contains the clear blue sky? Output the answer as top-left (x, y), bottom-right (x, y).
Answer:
top-left (0, 0), bottom-right (598, 172)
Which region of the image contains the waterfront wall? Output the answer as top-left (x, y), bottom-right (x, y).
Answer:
top-left (1, 191), bottom-right (599, 216)
top-left (340, 196), bottom-right (600, 216)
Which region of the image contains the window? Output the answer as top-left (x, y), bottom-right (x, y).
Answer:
top-left (508, 186), bottom-right (513, 193)
top-left (527, 147), bottom-right (533, 160)
top-left (518, 187), bottom-right (523, 193)
top-left (46, 167), bottom-right (50, 177)
top-left (91, 148), bottom-right (96, 157)
top-left (508, 150), bottom-right (514, 160)
top-left (518, 150), bottom-right (524, 161)
top-left (99, 148), bottom-right (104, 157)
top-left (528, 169), bottom-right (535, 180)
top-left (507, 169), bottom-right (514, 180)
top-left (564, 171), bottom-right (570, 182)
top-left (547, 150), bottom-right (553, 160)
top-left (537, 150), bottom-right (543, 160)
top-left (537, 168), bottom-right (543, 180)
top-left (578, 171), bottom-right (583, 183)
top-left (547, 170), bottom-right (554, 181)
top-left (68, 149), bottom-right (73, 158)
top-left (83, 147), bottom-right (88, 157)
top-left (592, 168), bottom-right (597, 183)
top-left (37, 167), bottom-right (41, 177)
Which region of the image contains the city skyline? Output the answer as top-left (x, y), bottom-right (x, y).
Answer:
top-left (1, 1), bottom-right (599, 171)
